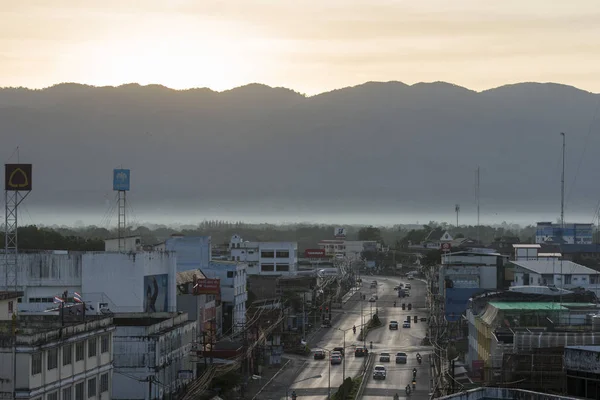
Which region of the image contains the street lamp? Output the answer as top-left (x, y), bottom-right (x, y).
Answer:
top-left (286, 374), bottom-right (322, 400)
top-left (334, 326), bottom-right (354, 381)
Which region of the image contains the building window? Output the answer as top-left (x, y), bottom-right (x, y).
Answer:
top-left (47, 348), bottom-right (58, 370)
top-left (100, 373), bottom-right (109, 393)
top-left (261, 264), bottom-right (275, 272)
top-left (88, 338), bottom-right (97, 358)
top-left (564, 274), bottom-right (572, 284)
top-left (87, 378), bottom-right (96, 398)
top-left (275, 250), bottom-right (290, 258)
top-left (276, 264), bottom-right (290, 272)
top-left (227, 271), bottom-right (234, 278)
top-left (75, 341), bottom-right (84, 361)
top-left (31, 352), bottom-right (42, 375)
top-left (62, 387), bottom-right (72, 400)
top-left (261, 250), bottom-right (275, 258)
top-left (63, 344), bottom-right (72, 366)
top-left (101, 334), bottom-right (110, 353)
top-left (75, 382), bottom-right (84, 400)
top-left (47, 392), bottom-right (58, 400)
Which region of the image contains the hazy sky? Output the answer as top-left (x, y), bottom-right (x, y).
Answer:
top-left (2, 0), bottom-right (600, 95)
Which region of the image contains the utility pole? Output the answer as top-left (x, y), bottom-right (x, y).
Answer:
top-left (302, 292), bottom-right (306, 340)
top-left (148, 375), bottom-right (153, 400)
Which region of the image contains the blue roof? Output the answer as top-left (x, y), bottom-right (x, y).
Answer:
top-left (558, 244), bottom-right (600, 253)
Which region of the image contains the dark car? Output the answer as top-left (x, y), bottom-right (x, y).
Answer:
top-left (321, 319), bottom-right (332, 328)
top-left (314, 349), bottom-right (326, 360)
top-left (333, 347), bottom-right (345, 356)
top-left (355, 347), bottom-right (368, 357)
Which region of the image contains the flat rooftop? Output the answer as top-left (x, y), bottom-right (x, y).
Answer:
top-left (488, 301), bottom-right (596, 311)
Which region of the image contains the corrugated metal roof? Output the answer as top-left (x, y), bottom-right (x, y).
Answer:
top-left (565, 345), bottom-right (600, 353)
top-left (511, 259), bottom-right (598, 275)
top-left (512, 244), bottom-right (541, 248)
top-left (488, 302), bottom-right (567, 311)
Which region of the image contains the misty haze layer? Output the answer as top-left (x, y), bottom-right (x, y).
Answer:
top-left (2, 81), bottom-right (599, 226)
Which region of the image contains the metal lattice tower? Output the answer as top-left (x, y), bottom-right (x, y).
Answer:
top-left (117, 190), bottom-right (126, 252)
top-left (4, 191), bottom-right (21, 291)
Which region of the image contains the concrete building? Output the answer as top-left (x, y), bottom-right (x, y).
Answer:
top-left (154, 235), bottom-right (212, 272)
top-left (230, 234), bottom-right (298, 276)
top-left (317, 239), bottom-right (378, 259)
top-left (513, 244), bottom-right (542, 261)
top-left (0, 311), bottom-right (114, 400)
top-left (176, 270), bottom-right (221, 339)
top-left (0, 291), bottom-right (21, 319)
top-left (440, 250), bottom-right (509, 322)
top-left (4, 251), bottom-right (177, 314)
top-left (112, 313), bottom-right (195, 400)
top-left (203, 261), bottom-right (247, 333)
top-left (536, 222), bottom-right (594, 245)
top-left (437, 387), bottom-right (581, 400)
top-left (510, 259), bottom-right (600, 288)
top-left (564, 345), bottom-right (600, 399)
top-left (104, 236), bottom-right (143, 252)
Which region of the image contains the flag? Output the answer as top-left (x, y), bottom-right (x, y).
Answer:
top-left (53, 296), bottom-right (64, 304)
top-left (73, 292), bottom-right (83, 303)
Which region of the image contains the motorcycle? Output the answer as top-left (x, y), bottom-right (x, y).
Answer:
top-left (412, 380), bottom-right (416, 390)
top-left (353, 326), bottom-right (356, 334)
top-left (291, 390), bottom-right (297, 400)
top-left (412, 368), bottom-right (417, 379)
top-left (417, 357), bottom-right (422, 364)
top-left (405, 385), bottom-right (411, 395)
top-left (370, 341), bottom-right (373, 349)
top-left (393, 301), bottom-right (396, 307)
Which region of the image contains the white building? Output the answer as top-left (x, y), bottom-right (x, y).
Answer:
top-left (104, 236), bottom-right (143, 252)
top-left (230, 234), bottom-right (298, 275)
top-left (154, 235), bottom-right (212, 272)
top-left (112, 313), bottom-right (196, 400)
top-left (317, 239), bottom-right (378, 259)
top-left (440, 250), bottom-right (508, 292)
top-left (510, 259), bottom-right (600, 288)
top-left (5, 251), bottom-right (177, 314)
top-left (0, 310), bottom-right (114, 400)
top-left (203, 261), bottom-right (247, 333)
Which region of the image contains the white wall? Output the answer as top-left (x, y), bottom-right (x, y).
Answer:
top-left (82, 252), bottom-right (177, 313)
top-left (204, 261), bottom-right (247, 330)
top-left (230, 235), bottom-right (298, 276)
top-left (159, 236), bottom-right (212, 272)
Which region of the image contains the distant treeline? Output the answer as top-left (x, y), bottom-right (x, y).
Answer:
top-left (1, 221), bottom-right (536, 252)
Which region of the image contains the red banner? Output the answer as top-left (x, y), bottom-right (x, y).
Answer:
top-left (194, 278), bottom-right (220, 295)
top-left (305, 249), bottom-right (326, 258)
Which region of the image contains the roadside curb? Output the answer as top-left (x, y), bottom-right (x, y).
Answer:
top-left (250, 359), bottom-right (292, 400)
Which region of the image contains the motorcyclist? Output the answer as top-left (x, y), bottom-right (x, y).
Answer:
top-left (353, 325), bottom-right (356, 334)
top-left (393, 301), bottom-right (396, 307)
top-left (291, 390), bottom-right (297, 400)
top-left (412, 380), bottom-right (416, 389)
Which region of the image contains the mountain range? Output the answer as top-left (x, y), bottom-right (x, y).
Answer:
top-left (1, 81), bottom-right (599, 225)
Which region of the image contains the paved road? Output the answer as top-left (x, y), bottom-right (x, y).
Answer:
top-left (281, 275), bottom-right (431, 400)
top-left (361, 278), bottom-right (431, 400)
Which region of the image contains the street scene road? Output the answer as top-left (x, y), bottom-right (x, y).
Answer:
top-left (361, 278), bottom-right (431, 400)
top-left (262, 276), bottom-right (431, 400)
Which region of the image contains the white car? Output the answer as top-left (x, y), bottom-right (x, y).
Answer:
top-left (379, 352), bottom-right (391, 362)
top-left (389, 321), bottom-right (399, 330)
top-left (405, 283), bottom-right (412, 289)
top-left (373, 365), bottom-right (387, 380)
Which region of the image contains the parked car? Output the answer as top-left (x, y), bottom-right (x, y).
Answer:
top-left (321, 319), bottom-right (332, 328)
top-left (389, 321), bottom-right (399, 330)
top-left (369, 296), bottom-right (377, 302)
top-left (379, 352), bottom-right (391, 362)
top-left (395, 352), bottom-right (408, 364)
top-left (403, 321), bottom-right (411, 328)
top-left (333, 347), bottom-right (345, 356)
top-left (355, 347), bottom-right (368, 357)
top-left (330, 353), bottom-right (342, 365)
top-left (373, 365), bottom-right (387, 380)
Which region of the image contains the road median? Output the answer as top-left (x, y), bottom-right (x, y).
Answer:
top-left (353, 353), bottom-right (375, 400)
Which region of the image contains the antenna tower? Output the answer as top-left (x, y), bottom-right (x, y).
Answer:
top-left (455, 204), bottom-right (460, 228)
top-left (476, 167), bottom-right (480, 243)
top-left (113, 169), bottom-right (131, 252)
top-left (560, 133), bottom-right (566, 237)
top-left (3, 162), bottom-right (32, 291)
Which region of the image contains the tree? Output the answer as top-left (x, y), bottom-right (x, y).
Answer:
top-left (422, 250), bottom-right (442, 267)
top-left (358, 226), bottom-right (382, 242)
